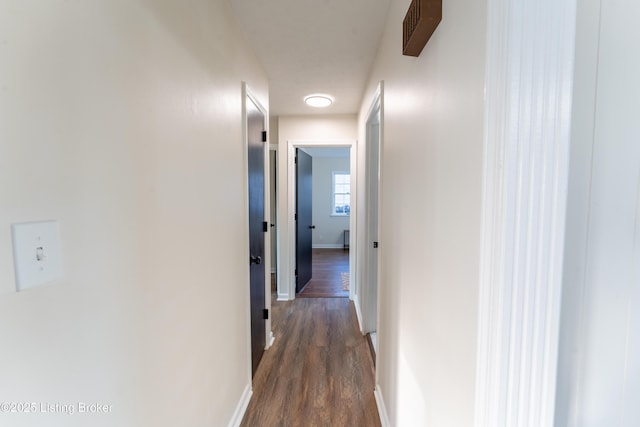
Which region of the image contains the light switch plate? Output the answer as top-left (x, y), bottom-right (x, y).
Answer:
top-left (11, 221), bottom-right (63, 292)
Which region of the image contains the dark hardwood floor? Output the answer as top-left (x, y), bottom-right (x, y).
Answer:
top-left (240, 297), bottom-right (380, 427)
top-left (298, 248), bottom-right (349, 298)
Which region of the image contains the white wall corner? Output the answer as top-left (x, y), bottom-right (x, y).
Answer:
top-left (227, 384), bottom-right (252, 427)
top-left (474, 0), bottom-right (577, 425)
top-left (374, 385), bottom-right (392, 427)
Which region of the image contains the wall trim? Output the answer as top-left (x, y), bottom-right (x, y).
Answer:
top-left (361, 81), bottom-right (383, 336)
top-left (352, 294), bottom-right (365, 334)
top-left (227, 383), bottom-right (252, 427)
top-left (474, 0), bottom-right (577, 425)
top-left (267, 331), bottom-right (275, 349)
top-left (269, 143), bottom-right (279, 296)
top-left (374, 385), bottom-right (391, 427)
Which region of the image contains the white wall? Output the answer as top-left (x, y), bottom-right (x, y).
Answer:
top-left (0, 1), bottom-right (267, 426)
top-left (556, 0), bottom-right (640, 425)
top-left (310, 156), bottom-right (350, 248)
top-left (357, 0), bottom-right (486, 425)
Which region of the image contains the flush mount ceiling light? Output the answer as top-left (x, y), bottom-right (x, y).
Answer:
top-left (304, 94), bottom-right (333, 108)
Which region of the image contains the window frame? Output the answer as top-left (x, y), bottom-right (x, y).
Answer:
top-left (331, 171), bottom-right (351, 216)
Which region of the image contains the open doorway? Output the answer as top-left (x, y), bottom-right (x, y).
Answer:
top-left (278, 139), bottom-right (356, 301)
top-left (295, 146), bottom-right (351, 298)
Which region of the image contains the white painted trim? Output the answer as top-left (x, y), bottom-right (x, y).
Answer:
top-left (268, 143), bottom-right (280, 299)
top-left (266, 331), bottom-right (275, 349)
top-left (312, 244), bottom-right (345, 249)
top-left (240, 82), bottom-right (253, 384)
top-left (227, 383), bottom-right (252, 427)
top-left (374, 385), bottom-right (391, 427)
top-left (348, 140), bottom-right (358, 302)
top-left (352, 294), bottom-right (365, 334)
top-left (281, 139), bottom-right (357, 300)
top-left (474, 0), bottom-right (576, 425)
top-left (361, 82), bottom-right (383, 336)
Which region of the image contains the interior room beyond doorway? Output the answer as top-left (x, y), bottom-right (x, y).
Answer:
top-left (295, 146), bottom-right (351, 298)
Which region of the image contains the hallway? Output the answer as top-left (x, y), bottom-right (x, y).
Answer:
top-left (240, 297), bottom-right (380, 426)
top-left (3, 0), bottom-right (630, 426)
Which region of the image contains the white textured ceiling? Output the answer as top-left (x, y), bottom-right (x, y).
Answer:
top-left (228, 0), bottom-right (390, 116)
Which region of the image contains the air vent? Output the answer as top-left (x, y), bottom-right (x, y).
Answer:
top-left (402, 0), bottom-right (442, 57)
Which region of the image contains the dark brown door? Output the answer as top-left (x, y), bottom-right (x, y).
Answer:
top-left (296, 148), bottom-right (313, 293)
top-left (247, 97), bottom-right (266, 376)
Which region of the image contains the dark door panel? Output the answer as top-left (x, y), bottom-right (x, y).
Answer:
top-left (296, 148), bottom-right (313, 293)
top-left (247, 97), bottom-right (266, 376)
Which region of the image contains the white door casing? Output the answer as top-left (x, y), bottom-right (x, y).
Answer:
top-left (362, 82), bottom-right (383, 336)
top-left (277, 139), bottom-right (357, 301)
top-left (474, 0), bottom-right (577, 425)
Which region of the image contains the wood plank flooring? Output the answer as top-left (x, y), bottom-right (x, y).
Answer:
top-left (298, 249), bottom-right (349, 298)
top-left (240, 297), bottom-right (380, 427)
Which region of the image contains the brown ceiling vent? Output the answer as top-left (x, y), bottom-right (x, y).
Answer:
top-left (402, 0), bottom-right (442, 57)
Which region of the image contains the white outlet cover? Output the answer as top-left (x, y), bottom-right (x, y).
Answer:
top-left (11, 221), bottom-right (63, 292)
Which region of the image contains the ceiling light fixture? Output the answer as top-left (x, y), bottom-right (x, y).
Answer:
top-left (304, 94), bottom-right (333, 108)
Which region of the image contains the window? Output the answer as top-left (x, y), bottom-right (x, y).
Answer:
top-left (332, 172), bottom-right (350, 216)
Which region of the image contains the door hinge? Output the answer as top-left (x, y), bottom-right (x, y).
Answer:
top-left (295, 269), bottom-right (298, 276)
top-left (373, 241), bottom-right (379, 248)
top-left (294, 213), bottom-right (298, 220)
top-left (295, 156), bottom-right (298, 164)
top-left (263, 309), bottom-right (269, 320)
top-left (261, 131), bottom-right (267, 142)
top-left (263, 221), bottom-right (268, 232)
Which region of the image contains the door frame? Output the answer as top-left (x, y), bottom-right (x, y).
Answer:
top-left (361, 82), bottom-right (383, 337)
top-left (269, 144), bottom-right (279, 280)
top-left (278, 139), bottom-right (357, 300)
top-left (473, 0), bottom-right (576, 424)
top-left (242, 83), bottom-right (274, 370)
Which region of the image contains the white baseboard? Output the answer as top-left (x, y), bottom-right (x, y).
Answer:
top-left (352, 295), bottom-right (364, 334)
top-left (227, 383), bottom-right (252, 427)
top-left (374, 385), bottom-right (391, 427)
top-left (267, 331), bottom-right (275, 348)
top-left (312, 244), bottom-right (345, 249)
top-left (277, 292), bottom-right (290, 301)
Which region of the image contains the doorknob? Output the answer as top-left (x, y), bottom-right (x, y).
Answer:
top-left (309, 225), bottom-right (316, 229)
top-left (270, 223), bottom-right (275, 228)
top-left (250, 255), bottom-right (262, 265)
